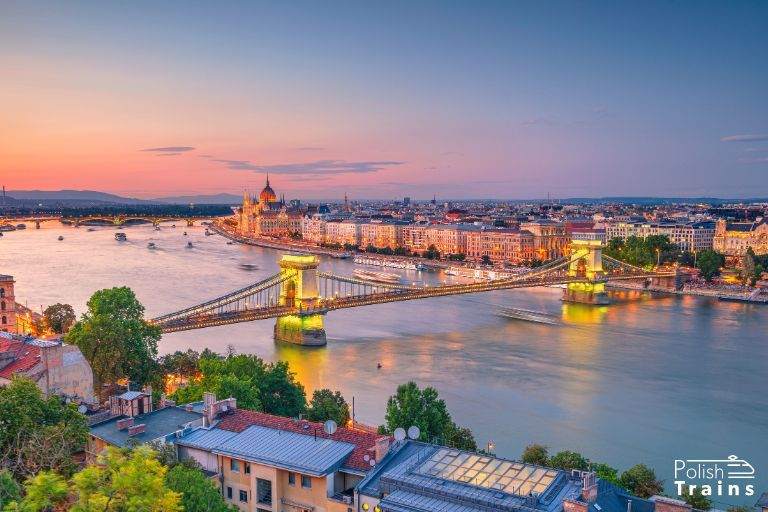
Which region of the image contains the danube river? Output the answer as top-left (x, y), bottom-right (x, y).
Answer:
top-left (2, 223), bottom-right (766, 503)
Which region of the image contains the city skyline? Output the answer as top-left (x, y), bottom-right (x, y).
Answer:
top-left (2, 1), bottom-right (768, 199)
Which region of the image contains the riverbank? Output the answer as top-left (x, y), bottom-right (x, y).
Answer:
top-left (606, 280), bottom-right (768, 303)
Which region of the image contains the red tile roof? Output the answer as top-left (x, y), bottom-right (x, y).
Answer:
top-left (0, 338), bottom-right (43, 379)
top-left (217, 409), bottom-right (388, 472)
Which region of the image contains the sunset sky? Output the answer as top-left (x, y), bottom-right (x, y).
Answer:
top-left (1, 1), bottom-right (767, 200)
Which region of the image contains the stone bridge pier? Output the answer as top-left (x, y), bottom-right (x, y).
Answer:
top-left (273, 254), bottom-right (327, 346)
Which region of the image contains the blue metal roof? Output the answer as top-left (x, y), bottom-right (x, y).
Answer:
top-left (89, 407), bottom-right (203, 448)
top-left (176, 427), bottom-right (238, 450)
top-left (211, 425), bottom-right (355, 476)
top-left (380, 489), bottom-right (487, 512)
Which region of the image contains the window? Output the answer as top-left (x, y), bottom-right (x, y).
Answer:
top-left (239, 490), bottom-right (248, 503)
top-left (1, 301), bottom-right (5, 310)
top-left (256, 478), bottom-right (272, 505)
top-left (288, 472), bottom-right (295, 486)
top-left (226, 487), bottom-right (232, 500)
top-left (1, 316), bottom-right (5, 325)
top-left (301, 475), bottom-right (312, 488)
top-left (230, 459), bottom-right (240, 472)
top-left (245, 463), bottom-right (250, 474)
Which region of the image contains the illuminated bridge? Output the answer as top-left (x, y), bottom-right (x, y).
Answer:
top-left (0, 215), bottom-right (217, 228)
top-left (152, 241), bottom-right (679, 346)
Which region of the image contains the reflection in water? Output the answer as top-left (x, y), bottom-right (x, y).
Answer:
top-left (1, 223), bottom-right (767, 504)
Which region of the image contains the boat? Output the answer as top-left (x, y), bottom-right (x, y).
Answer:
top-left (445, 268), bottom-right (460, 276)
top-left (0, 232), bottom-right (3, 237)
top-left (172, 224), bottom-right (176, 228)
top-left (415, 262), bottom-right (426, 271)
top-left (87, 228), bottom-right (96, 232)
top-left (114, 233), bottom-right (127, 241)
top-left (183, 231), bottom-right (188, 236)
top-left (353, 269), bottom-right (401, 284)
top-left (205, 229), bottom-right (213, 236)
top-left (147, 242), bottom-right (157, 250)
top-left (154, 226), bottom-right (161, 231)
top-left (226, 241), bottom-right (234, 245)
top-left (58, 235), bottom-right (64, 241)
top-left (0, 225), bottom-right (15, 232)
top-left (187, 242), bottom-right (193, 248)
top-left (497, 307), bottom-right (560, 325)
top-left (16, 224), bottom-right (26, 230)
top-left (331, 252), bottom-right (353, 259)
top-left (239, 263), bottom-right (259, 271)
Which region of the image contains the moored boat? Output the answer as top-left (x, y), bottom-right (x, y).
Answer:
top-left (353, 269), bottom-right (401, 284)
top-left (147, 242), bottom-right (157, 250)
top-left (114, 232), bottom-right (127, 241)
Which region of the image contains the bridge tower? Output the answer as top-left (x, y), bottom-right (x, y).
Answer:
top-left (273, 254), bottom-right (327, 346)
top-left (563, 240), bottom-right (610, 305)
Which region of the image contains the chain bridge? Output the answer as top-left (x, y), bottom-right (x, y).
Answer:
top-left (151, 241), bottom-right (679, 346)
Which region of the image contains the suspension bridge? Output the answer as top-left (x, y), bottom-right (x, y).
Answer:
top-left (151, 241), bottom-right (680, 346)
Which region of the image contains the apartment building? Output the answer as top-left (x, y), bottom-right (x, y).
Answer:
top-left (464, 228), bottom-right (536, 263)
top-left (359, 222), bottom-right (400, 249)
top-left (605, 221), bottom-right (715, 252)
top-left (714, 218), bottom-right (768, 259)
top-left (519, 220), bottom-right (570, 260)
top-left (325, 220), bottom-right (362, 246)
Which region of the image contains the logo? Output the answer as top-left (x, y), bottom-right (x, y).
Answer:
top-left (674, 455), bottom-right (755, 498)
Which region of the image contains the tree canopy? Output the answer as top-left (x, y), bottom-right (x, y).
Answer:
top-left (165, 463), bottom-right (236, 512)
top-left (521, 444), bottom-right (549, 466)
top-left (696, 249), bottom-right (724, 282)
top-left (65, 287), bottom-right (161, 394)
top-left (170, 353), bottom-right (306, 417)
top-left (618, 464), bottom-right (664, 498)
top-left (306, 389), bottom-right (350, 425)
top-left (0, 377), bottom-right (88, 480)
top-left (381, 381), bottom-right (476, 450)
top-left (604, 235), bottom-right (678, 268)
top-left (42, 303), bottom-right (76, 334)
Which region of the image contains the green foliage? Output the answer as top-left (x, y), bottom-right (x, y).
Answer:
top-left (481, 255), bottom-right (492, 264)
top-left (447, 253), bottom-right (466, 261)
top-left (42, 303), bottom-right (76, 334)
top-left (169, 353), bottom-right (306, 417)
top-left (382, 382), bottom-right (475, 449)
top-left (0, 470), bottom-right (21, 510)
top-left (160, 349), bottom-right (200, 381)
top-left (71, 446), bottom-right (181, 511)
top-left (680, 486), bottom-right (713, 511)
top-left (165, 463), bottom-right (236, 512)
top-left (65, 286), bottom-right (161, 392)
top-left (619, 464), bottom-right (664, 498)
top-left (0, 377), bottom-right (88, 479)
top-left (604, 235), bottom-right (678, 267)
top-left (306, 389), bottom-right (350, 425)
top-left (696, 249), bottom-right (724, 282)
top-left (591, 463), bottom-right (620, 485)
top-left (548, 450), bottom-right (589, 471)
top-left (726, 505), bottom-right (754, 512)
top-left (424, 245), bottom-right (441, 260)
top-left (365, 244), bottom-right (377, 253)
top-left (521, 444), bottom-right (549, 466)
top-left (6, 471), bottom-right (69, 511)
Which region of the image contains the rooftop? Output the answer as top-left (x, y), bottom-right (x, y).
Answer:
top-left (216, 408), bottom-right (387, 473)
top-left (89, 406), bottom-right (203, 447)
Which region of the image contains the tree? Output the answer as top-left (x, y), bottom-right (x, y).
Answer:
top-left (66, 287), bottom-right (162, 394)
top-left (591, 463), bottom-right (620, 485)
top-left (726, 505), bottom-right (754, 512)
top-left (445, 422), bottom-right (477, 451)
top-left (42, 303), bottom-right (76, 334)
top-left (5, 471), bottom-right (69, 511)
top-left (481, 255), bottom-right (492, 265)
top-left (307, 389), bottom-right (350, 425)
top-left (619, 464), bottom-right (664, 498)
top-left (383, 382), bottom-right (451, 443)
top-left (696, 250), bottom-right (724, 282)
top-left (0, 377), bottom-right (88, 479)
top-left (680, 486), bottom-right (713, 511)
top-left (73, 446), bottom-right (180, 511)
top-left (521, 444), bottom-right (549, 466)
top-left (548, 450), bottom-right (589, 471)
top-left (165, 463), bottom-right (236, 512)
top-left (0, 470), bottom-right (21, 510)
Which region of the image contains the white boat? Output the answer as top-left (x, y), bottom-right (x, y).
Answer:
top-left (154, 226), bottom-right (161, 231)
top-left (239, 263), bottom-right (259, 271)
top-left (445, 268), bottom-right (460, 276)
top-left (114, 233), bottom-right (127, 241)
top-left (498, 308), bottom-right (559, 325)
top-left (147, 242), bottom-right (157, 250)
top-left (331, 252), bottom-right (353, 259)
top-left (353, 269), bottom-right (401, 284)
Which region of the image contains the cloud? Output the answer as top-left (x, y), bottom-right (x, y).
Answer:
top-left (198, 154), bottom-right (213, 158)
top-left (157, 153), bottom-right (181, 157)
top-left (521, 117), bottom-right (556, 126)
top-left (296, 147), bottom-right (324, 151)
top-left (720, 134), bottom-right (768, 143)
top-left (142, 146), bottom-right (196, 152)
top-left (212, 159), bottom-right (403, 175)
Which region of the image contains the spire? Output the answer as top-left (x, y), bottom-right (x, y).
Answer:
top-left (266, 173), bottom-right (270, 187)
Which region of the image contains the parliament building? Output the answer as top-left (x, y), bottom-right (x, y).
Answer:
top-left (238, 176), bottom-right (302, 237)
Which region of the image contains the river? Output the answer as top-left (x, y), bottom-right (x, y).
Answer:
top-left (1, 222), bottom-right (766, 504)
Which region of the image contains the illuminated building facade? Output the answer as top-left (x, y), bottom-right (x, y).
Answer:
top-left (238, 176), bottom-right (302, 237)
top-left (714, 218), bottom-right (768, 260)
top-left (0, 274), bottom-right (17, 334)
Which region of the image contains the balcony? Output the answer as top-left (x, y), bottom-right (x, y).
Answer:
top-left (328, 488), bottom-right (355, 506)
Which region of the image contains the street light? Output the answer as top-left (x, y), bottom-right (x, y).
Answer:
top-left (656, 247), bottom-right (660, 267)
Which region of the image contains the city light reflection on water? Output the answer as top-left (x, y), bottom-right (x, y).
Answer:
top-left (1, 223), bottom-right (766, 503)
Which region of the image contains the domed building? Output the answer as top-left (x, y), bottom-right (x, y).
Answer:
top-left (238, 176), bottom-right (302, 237)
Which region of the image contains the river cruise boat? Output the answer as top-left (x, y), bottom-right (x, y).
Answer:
top-left (497, 307), bottom-right (559, 325)
top-left (331, 252), bottom-right (353, 259)
top-left (16, 224), bottom-right (26, 230)
top-left (353, 269), bottom-right (401, 284)
top-left (114, 232), bottom-right (127, 241)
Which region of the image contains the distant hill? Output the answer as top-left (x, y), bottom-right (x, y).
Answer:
top-left (154, 193), bottom-right (242, 204)
top-left (5, 189), bottom-right (156, 204)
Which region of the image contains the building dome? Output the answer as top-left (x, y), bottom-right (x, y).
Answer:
top-left (259, 175), bottom-right (277, 203)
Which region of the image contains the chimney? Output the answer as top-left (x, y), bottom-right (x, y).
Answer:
top-left (628, 500), bottom-right (632, 512)
top-left (117, 417), bottom-right (135, 430)
top-left (581, 472), bottom-right (598, 503)
top-left (374, 437), bottom-right (391, 462)
top-left (127, 423), bottom-right (146, 436)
